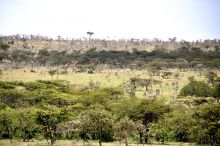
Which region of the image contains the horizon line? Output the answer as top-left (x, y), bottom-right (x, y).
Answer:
top-left (0, 33), bottom-right (220, 42)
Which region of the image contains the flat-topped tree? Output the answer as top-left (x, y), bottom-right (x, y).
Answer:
top-left (87, 31), bottom-right (94, 41)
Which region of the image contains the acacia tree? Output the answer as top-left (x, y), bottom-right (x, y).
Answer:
top-left (79, 108), bottom-right (114, 146)
top-left (190, 103), bottom-right (220, 145)
top-left (205, 71), bottom-right (218, 85)
top-left (87, 31), bottom-right (94, 41)
top-left (135, 120), bottom-right (146, 144)
top-left (0, 43), bottom-right (10, 51)
top-left (179, 79), bottom-right (212, 97)
top-left (36, 106), bottom-right (69, 145)
top-left (213, 81), bottom-right (220, 102)
top-left (0, 42), bottom-right (10, 62)
top-left (48, 69), bottom-right (57, 80)
top-left (0, 108), bottom-right (18, 143)
top-left (114, 117), bottom-right (136, 146)
top-left (149, 107), bottom-right (193, 143)
top-left (129, 99), bottom-right (170, 143)
top-left (16, 108), bottom-right (40, 141)
top-left (78, 114), bottom-right (91, 146)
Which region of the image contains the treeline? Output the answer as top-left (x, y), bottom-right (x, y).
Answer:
top-left (0, 76), bottom-right (220, 145)
top-left (1, 44), bottom-right (220, 69)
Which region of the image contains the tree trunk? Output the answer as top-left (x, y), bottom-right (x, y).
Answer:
top-left (125, 135), bottom-right (128, 146)
top-left (144, 135), bottom-right (148, 144)
top-left (50, 132), bottom-right (56, 145)
top-left (99, 140), bottom-right (102, 146)
top-left (10, 137), bottom-right (12, 144)
top-left (56, 68), bottom-right (59, 80)
top-left (50, 137), bottom-right (56, 145)
top-left (139, 132), bottom-right (143, 144)
top-left (9, 128), bottom-right (13, 144)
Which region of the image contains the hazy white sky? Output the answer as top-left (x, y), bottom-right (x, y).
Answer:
top-left (0, 0), bottom-right (220, 40)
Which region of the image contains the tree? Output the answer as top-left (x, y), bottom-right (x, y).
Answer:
top-left (114, 117), bottom-right (136, 146)
top-left (214, 45), bottom-right (220, 53)
top-left (205, 71), bottom-right (218, 85)
top-left (36, 106), bottom-right (69, 145)
top-left (149, 107), bottom-right (192, 143)
top-left (129, 99), bottom-right (170, 143)
top-left (37, 49), bottom-right (50, 65)
top-left (135, 120), bottom-right (146, 144)
top-left (0, 52), bottom-right (8, 62)
top-left (78, 113), bottom-right (92, 146)
top-left (189, 103), bottom-right (220, 145)
top-left (213, 77), bottom-right (220, 102)
top-left (0, 108), bottom-right (18, 143)
top-left (0, 42), bottom-right (10, 62)
top-left (0, 89), bottom-right (28, 108)
top-left (87, 32), bottom-right (94, 41)
top-left (115, 98), bottom-right (170, 144)
top-left (179, 79), bottom-right (212, 97)
top-left (16, 108), bottom-right (40, 141)
top-left (0, 43), bottom-right (10, 51)
top-left (48, 70), bottom-right (57, 80)
top-left (79, 108), bottom-right (114, 146)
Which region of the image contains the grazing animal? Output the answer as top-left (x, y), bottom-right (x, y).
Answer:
top-left (64, 60), bottom-right (78, 73)
top-left (88, 70), bottom-right (93, 74)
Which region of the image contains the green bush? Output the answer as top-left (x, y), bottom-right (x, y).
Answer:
top-left (179, 80), bottom-right (212, 97)
top-left (189, 103), bottom-right (220, 145)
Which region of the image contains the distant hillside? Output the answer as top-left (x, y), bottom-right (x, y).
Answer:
top-left (0, 35), bottom-right (220, 70)
top-left (1, 35), bottom-right (220, 52)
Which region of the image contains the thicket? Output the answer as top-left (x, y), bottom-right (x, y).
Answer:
top-left (0, 78), bottom-right (219, 145)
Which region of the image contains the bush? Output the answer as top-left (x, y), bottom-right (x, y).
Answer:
top-left (189, 103), bottom-right (220, 145)
top-left (179, 80), bottom-right (212, 97)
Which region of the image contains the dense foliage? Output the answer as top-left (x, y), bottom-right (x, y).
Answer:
top-left (0, 79), bottom-right (219, 145)
top-left (1, 46), bottom-right (220, 69)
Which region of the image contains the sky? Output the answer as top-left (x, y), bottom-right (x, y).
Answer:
top-left (0, 0), bottom-right (220, 41)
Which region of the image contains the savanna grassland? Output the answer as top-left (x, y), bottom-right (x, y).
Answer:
top-left (0, 35), bottom-right (220, 146)
top-left (0, 67), bottom-right (207, 97)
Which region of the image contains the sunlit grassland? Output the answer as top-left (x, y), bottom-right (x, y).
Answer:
top-left (0, 67), bottom-right (212, 99)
